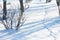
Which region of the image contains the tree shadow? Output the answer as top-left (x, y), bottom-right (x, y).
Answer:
top-left (22, 16), bottom-right (60, 29)
top-left (25, 4), bottom-right (56, 12)
top-left (0, 16), bottom-right (59, 40)
top-left (11, 16), bottom-right (60, 40)
top-left (0, 29), bottom-right (18, 38)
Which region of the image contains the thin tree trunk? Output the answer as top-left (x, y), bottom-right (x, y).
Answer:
top-left (56, 0), bottom-right (60, 15)
top-left (2, 0), bottom-right (9, 29)
top-left (3, 0), bottom-right (7, 20)
top-left (16, 0), bottom-right (24, 30)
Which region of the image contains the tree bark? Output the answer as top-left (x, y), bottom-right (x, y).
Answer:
top-left (2, 0), bottom-right (9, 29)
top-left (3, 0), bottom-right (7, 20)
top-left (16, 0), bottom-right (24, 30)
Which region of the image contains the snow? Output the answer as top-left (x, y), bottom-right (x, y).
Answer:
top-left (0, 0), bottom-right (60, 40)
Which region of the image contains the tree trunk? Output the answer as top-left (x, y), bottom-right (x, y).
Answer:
top-left (3, 0), bottom-right (7, 20)
top-left (16, 0), bottom-right (24, 30)
top-left (2, 0), bottom-right (9, 29)
top-left (20, 0), bottom-right (24, 12)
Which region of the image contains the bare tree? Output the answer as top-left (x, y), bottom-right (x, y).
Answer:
top-left (2, 0), bottom-right (9, 29)
top-left (1, 0), bottom-right (25, 30)
top-left (3, 0), bottom-right (7, 20)
top-left (16, 0), bottom-right (24, 30)
top-left (56, 0), bottom-right (60, 15)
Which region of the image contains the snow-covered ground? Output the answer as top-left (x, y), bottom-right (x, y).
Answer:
top-left (0, 0), bottom-right (60, 40)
